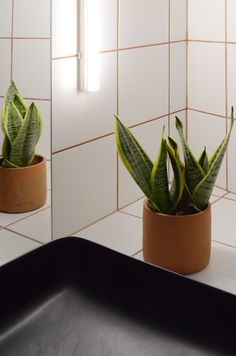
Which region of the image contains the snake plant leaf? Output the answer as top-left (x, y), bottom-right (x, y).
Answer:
top-left (166, 141), bottom-right (185, 214)
top-left (10, 102), bottom-right (42, 167)
top-left (4, 102), bottom-right (23, 144)
top-left (193, 111), bottom-right (234, 209)
top-left (1, 157), bottom-right (19, 168)
top-left (150, 128), bottom-right (171, 213)
top-left (115, 114), bottom-right (154, 202)
top-left (2, 136), bottom-right (11, 163)
top-left (198, 147), bottom-right (209, 174)
top-left (1, 82), bottom-right (27, 133)
top-left (175, 116), bottom-right (205, 193)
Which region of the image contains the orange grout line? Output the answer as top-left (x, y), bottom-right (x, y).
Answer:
top-left (4, 206), bottom-right (51, 229)
top-left (212, 240), bottom-right (236, 250)
top-left (10, 0), bottom-right (14, 82)
top-left (132, 248), bottom-right (143, 257)
top-left (116, 0), bottom-right (120, 211)
top-left (52, 109), bottom-right (186, 155)
top-left (119, 210), bottom-right (142, 220)
top-left (52, 54), bottom-right (78, 61)
top-left (186, 0), bottom-right (189, 140)
top-left (188, 107), bottom-right (231, 119)
top-left (4, 227), bottom-right (44, 245)
top-left (0, 96), bottom-right (51, 101)
top-left (225, 0), bottom-right (229, 191)
top-left (0, 36), bottom-right (50, 40)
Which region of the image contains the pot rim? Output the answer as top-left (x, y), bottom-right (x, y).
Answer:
top-left (144, 198), bottom-right (211, 219)
top-left (0, 154), bottom-right (45, 170)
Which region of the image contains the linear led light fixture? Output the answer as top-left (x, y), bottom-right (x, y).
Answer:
top-left (79, 0), bottom-right (101, 92)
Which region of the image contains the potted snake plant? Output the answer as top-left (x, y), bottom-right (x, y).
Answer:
top-left (0, 82), bottom-right (46, 213)
top-left (115, 110), bottom-right (234, 275)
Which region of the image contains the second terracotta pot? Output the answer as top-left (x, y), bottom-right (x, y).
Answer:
top-left (0, 155), bottom-right (47, 213)
top-left (143, 199), bottom-right (211, 275)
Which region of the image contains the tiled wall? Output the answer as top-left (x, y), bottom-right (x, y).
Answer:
top-left (187, 0), bottom-right (236, 191)
top-left (0, 0), bottom-right (51, 160)
top-left (52, 0), bottom-right (187, 238)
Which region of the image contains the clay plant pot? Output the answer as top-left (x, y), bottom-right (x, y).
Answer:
top-left (0, 155), bottom-right (47, 213)
top-left (143, 199), bottom-right (211, 275)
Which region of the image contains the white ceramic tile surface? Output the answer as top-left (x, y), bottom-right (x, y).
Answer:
top-left (12, 39), bottom-right (50, 98)
top-left (187, 110), bottom-right (227, 188)
top-left (52, 53), bottom-right (116, 152)
top-left (0, 0), bottom-right (12, 37)
top-left (52, 135), bottom-right (117, 238)
top-left (9, 208), bottom-right (51, 243)
top-left (188, 42), bottom-right (225, 116)
top-left (99, 0), bottom-right (117, 51)
top-left (225, 192), bottom-right (236, 201)
top-left (227, 45), bottom-right (236, 116)
top-left (0, 193), bottom-right (51, 227)
top-left (52, 0), bottom-right (77, 58)
top-left (189, 242), bottom-right (236, 295)
top-left (118, 117), bottom-right (168, 208)
top-left (74, 212), bottom-right (142, 256)
top-left (170, 0), bottom-right (186, 41)
top-left (170, 42), bottom-right (186, 112)
top-left (227, 0), bottom-right (236, 42)
top-left (0, 229), bottom-right (41, 266)
top-left (211, 197), bottom-right (236, 247)
top-left (119, 45), bottom-right (168, 127)
top-left (119, 0), bottom-right (168, 48)
top-left (121, 198), bottom-right (144, 218)
top-left (0, 40), bottom-right (11, 96)
top-left (46, 161), bottom-right (51, 190)
top-left (14, 0), bottom-right (50, 37)
top-left (188, 0), bottom-right (225, 41)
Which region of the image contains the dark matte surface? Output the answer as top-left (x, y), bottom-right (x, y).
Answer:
top-left (0, 237), bottom-right (236, 355)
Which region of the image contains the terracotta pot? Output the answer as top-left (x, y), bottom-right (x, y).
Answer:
top-left (143, 199), bottom-right (211, 275)
top-left (0, 155), bottom-right (47, 213)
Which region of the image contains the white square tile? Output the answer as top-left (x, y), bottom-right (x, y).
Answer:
top-left (119, 0), bottom-right (168, 48)
top-left (9, 208), bottom-right (52, 243)
top-left (0, 193), bottom-right (51, 227)
top-left (170, 42), bottom-right (186, 112)
top-left (227, 0), bottom-right (236, 42)
top-left (227, 44), bottom-right (236, 116)
top-left (0, 229), bottom-right (41, 266)
top-left (12, 39), bottom-right (50, 99)
top-left (188, 242), bottom-right (236, 295)
top-left (121, 198), bottom-right (144, 218)
top-left (212, 186), bottom-right (227, 196)
top-left (52, 0), bottom-right (77, 58)
top-left (0, 40), bottom-right (11, 96)
top-left (52, 135), bottom-right (117, 238)
top-left (188, 42), bottom-right (225, 116)
top-left (119, 45), bottom-right (168, 126)
top-left (118, 117), bottom-right (168, 208)
top-left (188, 0), bottom-right (225, 41)
top-left (225, 192), bottom-right (236, 200)
top-left (0, 0), bottom-right (12, 37)
top-left (14, 0), bottom-right (50, 37)
top-left (74, 212), bottom-right (142, 256)
top-left (187, 110), bottom-right (227, 189)
top-left (99, 0), bottom-right (117, 51)
top-left (211, 198), bottom-right (236, 247)
top-left (52, 53), bottom-right (116, 152)
top-left (170, 0), bottom-right (186, 41)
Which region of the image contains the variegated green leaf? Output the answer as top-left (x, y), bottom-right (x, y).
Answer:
top-left (166, 141), bottom-right (185, 214)
top-left (193, 109), bottom-right (234, 209)
top-left (150, 128), bottom-right (171, 213)
top-left (10, 103), bottom-right (42, 166)
top-left (4, 102), bottom-right (23, 144)
top-left (1, 82), bottom-right (27, 133)
top-left (115, 115), bottom-right (154, 202)
top-left (198, 147), bottom-right (209, 174)
top-left (2, 135), bottom-right (11, 162)
top-left (175, 116), bottom-right (205, 193)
